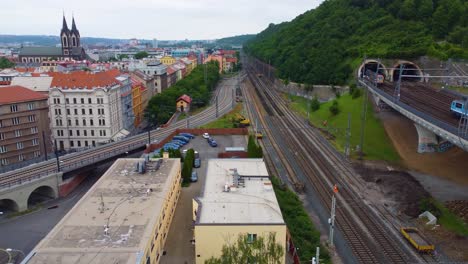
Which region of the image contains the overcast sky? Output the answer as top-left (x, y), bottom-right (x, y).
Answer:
top-left (0, 0), bottom-right (324, 40)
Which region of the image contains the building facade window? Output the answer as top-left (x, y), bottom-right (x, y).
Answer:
top-left (74, 109), bottom-right (78, 115)
top-left (10, 105), bottom-right (18, 112)
top-left (82, 109), bottom-right (85, 115)
top-left (18, 154), bottom-right (25, 161)
top-left (247, 233), bottom-right (257, 243)
top-left (66, 98), bottom-right (70, 104)
top-left (90, 119), bottom-right (94, 126)
top-left (70, 141), bottom-right (74, 147)
top-left (0, 146), bottom-right (7, 153)
top-left (15, 130), bottom-right (22, 137)
top-left (91, 130), bottom-right (95, 136)
top-left (16, 142), bottom-right (24, 150)
top-left (97, 98), bottom-right (104, 104)
top-left (84, 130), bottom-right (87, 136)
top-left (73, 98), bottom-right (77, 104)
top-left (76, 130), bottom-right (80, 136)
top-left (0, 158), bottom-right (8, 165)
top-left (28, 115), bottom-right (35, 122)
top-left (89, 109), bottom-right (93, 115)
top-left (69, 130), bottom-right (73, 136)
top-left (32, 138), bottom-right (39, 146)
top-left (12, 117), bottom-right (20, 125)
top-left (27, 103), bottom-right (35, 110)
top-left (34, 151), bottom-right (41, 157)
top-left (31, 127), bottom-right (38, 134)
top-left (81, 98), bottom-right (84, 104)
top-left (67, 109), bottom-right (71, 115)
top-left (0, 120), bottom-right (3, 127)
top-left (0, 133), bottom-right (4, 140)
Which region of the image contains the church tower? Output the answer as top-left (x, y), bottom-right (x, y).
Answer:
top-left (60, 14), bottom-right (71, 55)
top-left (70, 16), bottom-right (81, 48)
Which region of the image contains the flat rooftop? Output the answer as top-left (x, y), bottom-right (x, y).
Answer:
top-left (26, 158), bottom-right (180, 264)
top-left (196, 159), bottom-right (284, 225)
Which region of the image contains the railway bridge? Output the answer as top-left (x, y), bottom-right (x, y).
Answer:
top-left (0, 76), bottom-right (237, 213)
top-left (357, 58), bottom-right (468, 152)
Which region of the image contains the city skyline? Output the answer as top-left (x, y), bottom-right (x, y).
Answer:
top-left (0, 0), bottom-right (324, 40)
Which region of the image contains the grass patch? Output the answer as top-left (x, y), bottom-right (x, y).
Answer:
top-left (7, 206), bottom-right (41, 219)
top-left (289, 93), bottom-right (400, 162)
top-left (420, 198), bottom-right (468, 236)
top-left (182, 181), bottom-right (190, 187)
top-left (446, 86), bottom-right (468, 95)
top-left (271, 176), bottom-right (331, 264)
top-left (198, 103), bottom-right (243, 129)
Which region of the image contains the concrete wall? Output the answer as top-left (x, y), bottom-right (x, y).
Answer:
top-left (0, 172), bottom-right (62, 212)
top-left (194, 224), bottom-right (287, 264)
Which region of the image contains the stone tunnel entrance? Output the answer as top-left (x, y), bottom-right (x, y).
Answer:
top-left (392, 62), bottom-right (423, 82)
top-left (0, 198), bottom-right (19, 213)
top-left (358, 60), bottom-right (388, 79)
top-left (27, 186), bottom-right (56, 208)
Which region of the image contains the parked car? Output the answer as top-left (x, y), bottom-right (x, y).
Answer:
top-left (190, 171), bottom-right (198, 182)
top-left (193, 158), bottom-right (201, 168)
top-left (202, 132), bottom-right (210, 139)
top-left (172, 139), bottom-right (187, 146)
top-left (179, 133), bottom-right (195, 139)
top-left (173, 135), bottom-right (190, 143)
top-left (209, 140), bottom-right (218, 147)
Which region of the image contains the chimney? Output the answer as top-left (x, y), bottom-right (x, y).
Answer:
top-left (163, 152), bottom-right (169, 159)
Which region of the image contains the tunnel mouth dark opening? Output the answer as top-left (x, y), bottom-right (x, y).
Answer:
top-left (0, 199), bottom-right (19, 213)
top-left (360, 62), bottom-right (386, 79)
top-left (393, 63), bottom-right (422, 82)
top-left (27, 186), bottom-right (55, 207)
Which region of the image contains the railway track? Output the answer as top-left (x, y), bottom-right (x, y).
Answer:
top-left (0, 77), bottom-right (236, 188)
top-left (244, 62), bottom-right (423, 263)
top-left (379, 81), bottom-right (461, 127)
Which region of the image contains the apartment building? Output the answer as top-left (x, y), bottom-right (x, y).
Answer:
top-left (48, 69), bottom-right (130, 151)
top-left (0, 86), bottom-right (52, 166)
top-left (25, 157), bottom-right (182, 264)
top-left (193, 159), bottom-right (287, 263)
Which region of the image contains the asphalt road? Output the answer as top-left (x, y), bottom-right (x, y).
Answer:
top-left (161, 135), bottom-right (247, 264)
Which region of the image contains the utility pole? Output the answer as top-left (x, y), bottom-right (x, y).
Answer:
top-left (359, 85), bottom-right (368, 160)
top-left (54, 139), bottom-right (60, 172)
top-left (147, 129), bottom-right (151, 145)
top-left (329, 185), bottom-right (338, 246)
top-left (42, 131), bottom-right (48, 161)
top-left (345, 113), bottom-right (351, 158)
top-left (316, 246), bottom-right (320, 264)
top-left (394, 63), bottom-right (403, 102)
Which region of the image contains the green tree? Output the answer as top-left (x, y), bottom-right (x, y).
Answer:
top-left (329, 100), bottom-right (340, 116)
top-left (311, 96), bottom-right (320, 112)
top-left (0, 57), bottom-right (14, 69)
top-left (205, 232), bottom-right (284, 264)
top-left (182, 149), bottom-right (195, 183)
top-left (134, 51), bottom-right (149, 59)
top-left (247, 135), bottom-right (263, 158)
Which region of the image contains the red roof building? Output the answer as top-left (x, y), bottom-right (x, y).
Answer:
top-left (176, 94), bottom-right (192, 112)
top-left (49, 69), bottom-right (121, 89)
top-left (0, 85), bottom-right (48, 104)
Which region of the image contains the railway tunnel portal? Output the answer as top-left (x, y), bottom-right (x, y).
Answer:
top-left (391, 61), bottom-right (423, 82)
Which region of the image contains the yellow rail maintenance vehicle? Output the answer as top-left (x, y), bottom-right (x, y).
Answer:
top-left (233, 113), bottom-right (250, 127)
top-left (400, 227), bottom-right (435, 253)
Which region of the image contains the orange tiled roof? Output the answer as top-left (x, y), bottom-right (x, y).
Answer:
top-left (16, 67), bottom-right (37, 73)
top-left (166, 66), bottom-right (176, 75)
top-left (226, 57), bottom-right (238, 63)
top-left (49, 69), bottom-right (121, 89)
top-left (0, 85), bottom-right (48, 104)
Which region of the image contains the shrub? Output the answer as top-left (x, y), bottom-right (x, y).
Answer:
top-left (310, 96), bottom-right (320, 112)
top-left (329, 100), bottom-right (340, 115)
top-left (351, 88), bottom-right (362, 99)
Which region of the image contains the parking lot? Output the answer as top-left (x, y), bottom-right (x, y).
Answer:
top-left (161, 134), bottom-right (247, 264)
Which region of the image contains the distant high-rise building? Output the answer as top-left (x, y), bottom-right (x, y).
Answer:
top-left (153, 38), bottom-right (158, 48)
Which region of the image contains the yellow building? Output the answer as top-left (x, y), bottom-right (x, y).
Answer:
top-left (193, 159), bottom-right (287, 263)
top-left (160, 55), bottom-right (176, 65)
top-left (131, 78), bottom-right (145, 127)
top-left (176, 94), bottom-right (192, 112)
top-left (25, 157), bottom-right (182, 264)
